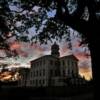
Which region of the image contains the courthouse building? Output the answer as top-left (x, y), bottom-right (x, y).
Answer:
top-left (18, 42), bottom-right (83, 87)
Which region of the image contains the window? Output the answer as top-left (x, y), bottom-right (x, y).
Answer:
top-left (30, 80), bottom-right (32, 85)
top-left (68, 60), bottom-right (73, 67)
top-left (36, 79), bottom-right (38, 86)
top-left (36, 62), bottom-right (39, 67)
top-left (33, 80), bottom-right (34, 84)
top-left (43, 69), bottom-right (45, 76)
top-left (30, 72), bottom-right (32, 78)
top-left (39, 80), bottom-right (41, 85)
top-left (63, 60), bottom-right (65, 66)
top-left (50, 69), bottom-right (53, 76)
top-left (71, 70), bottom-right (75, 77)
top-left (55, 70), bottom-right (59, 76)
top-left (51, 79), bottom-right (55, 84)
top-left (34, 80), bottom-right (36, 85)
top-left (43, 80), bottom-right (44, 84)
top-left (36, 63), bottom-right (37, 67)
top-left (34, 63), bottom-right (35, 67)
top-left (43, 79), bottom-right (45, 85)
top-left (56, 61), bottom-right (59, 66)
top-left (68, 69), bottom-right (70, 75)
top-left (75, 62), bottom-right (77, 67)
top-left (34, 71), bottom-right (35, 77)
top-left (39, 61), bottom-right (41, 66)
top-left (33, 71), bottom-right (35, 76)
top-left (33, 71), bottom-right (35, 77)
top-left (41, 59), bottom-right (43, 67)
top-left (71, 61), bottom-right (73, 67)
top-left (63, 70), bottom-right (65, 76)
top-left (43, 59), bottom-right (45, 65)
top-left (36, 70), bottom-right (38, 76)
top-left (40, 70), bottom-right (41, 76)
top-left (68, 60), bottom-right (70, 67)
top-left (55, 61), bottom-right (57, 66)
top-left (50, 60), bottom-right (53, 65)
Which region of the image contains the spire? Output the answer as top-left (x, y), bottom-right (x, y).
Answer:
top-left (51, 42), bottom-right (60, 57)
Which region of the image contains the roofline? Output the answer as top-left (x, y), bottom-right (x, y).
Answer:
top-left (60, 54), bottom-right (79, 61)
top-left (30, 55), bottom-right (59, 63)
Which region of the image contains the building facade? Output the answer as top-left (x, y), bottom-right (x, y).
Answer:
top-left (18, 42), bottom-right (81, 87)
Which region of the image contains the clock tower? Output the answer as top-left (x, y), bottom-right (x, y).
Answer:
top-left (51, 42), bottom-right (60, 58)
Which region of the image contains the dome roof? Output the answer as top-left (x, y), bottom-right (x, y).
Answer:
top-left (51, 42), bottom-right (59, 49)
top-left (51, 42), bottom-right (60, 57)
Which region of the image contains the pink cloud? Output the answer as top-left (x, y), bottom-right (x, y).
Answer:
top-left (10, 41), bottom-right (21, 50)
top-left (16, 49), bottom-right (28, 57)
top-left (75, 52), bottom-right (91, 61)
top-left (30, 43), bottom-right (45, 52)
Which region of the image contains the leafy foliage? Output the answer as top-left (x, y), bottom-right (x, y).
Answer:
top-left (0, 0), bottom-right (100, 57)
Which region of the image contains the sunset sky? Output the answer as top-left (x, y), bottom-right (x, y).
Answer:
top-left (0, 0), bottom-right (92, 81)
top-left (0, 28), bottom-right (92, 80)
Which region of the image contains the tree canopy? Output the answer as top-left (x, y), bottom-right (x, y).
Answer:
top-left (0, 0), bottom-right (100, 57)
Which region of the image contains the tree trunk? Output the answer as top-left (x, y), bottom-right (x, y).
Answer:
top-left (89, 23), bottom-right (99, 82)
top-left (58, 0), bottom-right (99, 86)
top-left (89, 39), bottom-right (98, 84)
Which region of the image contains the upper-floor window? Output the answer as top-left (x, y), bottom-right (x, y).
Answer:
top-left (67, 60), bottom-right (70, 67)
top-left (75, 62), bottom-right (77, 67)
top-left (40, 70), bottom-right (41, 76)
top-left (43, 59), bottom-right (45, 65)
top-left (63, 60), bottom-right (65, 66)
top-left (43, 69), bottom-right (45, 76)
top-left (55, 61), bottom-right (57, 66)
top-left (39, 61), bottom-right (41, 66)
top-left (37, 62), bottom-right (39, 67)
top-left (36, 70), bottom-right (38, 76)
top-left (30, 72), bottom-right (32, 78)
top-left (55, 69), bottom-right (60, 76)
top-left (50, 69), bottom-right (53, 76)
top-left (34, 71), bottom-right (35, 77)
top-left (34, 63), bottom-right (35, 67)
top-left (50, 60), bottom-right (53, 65)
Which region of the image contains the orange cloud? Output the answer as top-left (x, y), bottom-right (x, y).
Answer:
top-left (10, 41), bottom-right (21, 50)
top-left (79, 67), bottom-right (92, 80)
top-left (0, 71), bottom-right (13, 80)
top-left (1, 75), bottom-right (12, 81)
top-left (0, 71), bottom-right (20, 81)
